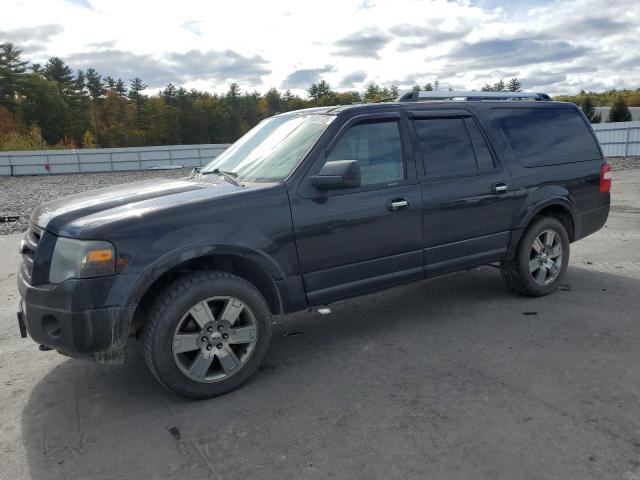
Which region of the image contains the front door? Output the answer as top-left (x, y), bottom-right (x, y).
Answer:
top-left (289, 113), bottom-right (423, 305)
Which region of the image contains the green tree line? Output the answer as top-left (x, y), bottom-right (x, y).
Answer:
top-left (554, 89), bottom-right (638, 123)
top-left (1, 41), bottom-right (638, 151)
top-left (1, 42), bottom-right (414, 150)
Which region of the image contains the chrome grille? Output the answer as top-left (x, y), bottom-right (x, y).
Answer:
top-left (21, 225), bottom-right (42, 283)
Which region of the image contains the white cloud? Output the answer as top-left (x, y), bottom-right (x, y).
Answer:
top-left (1, 0), bottom-right (638, 96)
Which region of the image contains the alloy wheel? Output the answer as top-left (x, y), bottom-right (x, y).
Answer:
top-left (528, 229), bottom-right (563, 286)
top-left (172, 296), bottom-right (258, 383)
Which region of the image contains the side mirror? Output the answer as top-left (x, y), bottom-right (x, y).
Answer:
top-left (309, 160), bottom-right (361, 190)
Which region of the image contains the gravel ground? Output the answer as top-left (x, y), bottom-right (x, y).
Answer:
top-left (0, 168), bottom-right (190, 235)
top-left (1, 157), bottom-right (639, 235)
top-left (608, 156), bottom-right (640, 171)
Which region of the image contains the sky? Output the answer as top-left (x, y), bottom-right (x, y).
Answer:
top-left (1, 0), bottom-right (638, 97)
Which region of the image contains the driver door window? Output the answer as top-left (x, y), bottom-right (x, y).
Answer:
top-left (326, 120), bottom-right (404, 186)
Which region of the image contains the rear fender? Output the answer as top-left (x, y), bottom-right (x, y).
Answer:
top-left (506, 186), bottom-right (579, 259)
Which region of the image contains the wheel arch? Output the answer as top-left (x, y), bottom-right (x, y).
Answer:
top-left (127, 246), bottom-right (286, 335)
top-left (507, 197), bottom-right (579, 259)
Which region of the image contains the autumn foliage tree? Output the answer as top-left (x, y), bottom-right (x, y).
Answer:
top-left (2, 39), bottom-right (637, 151)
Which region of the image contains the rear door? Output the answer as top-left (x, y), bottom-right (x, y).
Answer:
top-left (408, 109), bottom-right (517, 275)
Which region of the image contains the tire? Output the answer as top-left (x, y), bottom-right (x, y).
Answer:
top-left (500, 216), bottom-right (570, 297)
top-left (142, 271), bottom-right (272, 399)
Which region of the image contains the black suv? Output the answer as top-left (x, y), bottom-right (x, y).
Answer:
top-left (16, 91), bottom-right (611, 398)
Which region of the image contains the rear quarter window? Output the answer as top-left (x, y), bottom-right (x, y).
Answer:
top-left (492, 107), bottom-right (601, 167)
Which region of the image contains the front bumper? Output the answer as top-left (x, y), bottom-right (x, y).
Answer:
top-left (17, 269), bottom-right (137, 363)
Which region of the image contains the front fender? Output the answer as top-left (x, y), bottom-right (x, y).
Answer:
top-left (123, 243), bottom-right (286, 307)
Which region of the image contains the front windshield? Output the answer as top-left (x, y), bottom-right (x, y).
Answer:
top-left (200, 113), bottom-right (335, 183)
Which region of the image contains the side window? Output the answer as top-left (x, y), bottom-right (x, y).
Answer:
top-left (413, 117), bottom-right (494, 179)
top-left (493, 107), bottom-right (601, 167)
top-left (465, 118), bottom-right (494, 171)
top-left (326, 120), bottom-right (404, 186)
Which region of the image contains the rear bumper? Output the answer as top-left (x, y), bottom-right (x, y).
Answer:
top-left (17, 269), bottom-right (137, 363)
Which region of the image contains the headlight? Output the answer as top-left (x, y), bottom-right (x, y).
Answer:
top-left (49, 238), bottom-right (116, 283)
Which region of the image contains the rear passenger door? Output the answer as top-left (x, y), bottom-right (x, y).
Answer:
top-left (408, 110), bottom-right (517, 275)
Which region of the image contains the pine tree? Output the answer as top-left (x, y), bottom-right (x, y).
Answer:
top-left (307, 80), bottom-right (333, 105)
top-left (18, 73), bottom-right (69, 144)
top-left (580, 96), bottom-right (601, 123)
top-left (607, 96), bottom-right (632, 122)
top-left (115, 78), bottom-right (127, 96)
top-left (493, 79), bottom-right (506, 91)
top-left (64, 69), bottom-right (92, 143)
top-left (316, 80), bottom-right (333, 105)
top-left (363, 82), bottom-right (381, 102)
top-left (226, 83), bottom-right (241, 102)
top-left (0, 43), bottom-right (29, 111)
top-left (506, 78), bottom-right (521, 92)
top-left (85, 68), bottom-right (105, 140)
top-left (43, 57), bottom-right (74, 88)
top-left (307, 83), bottom-right (319, 103)
top-left (0, 43), bottom-right (28, 74)
top-left (128, 77), bottom-right (147, 116)
top-left (74, 69), bottom-right (86, 93)
top-left (85, 68), bottom-right (105, 100)
top-left (104, 76), bottom-right (117, 91)
top-left (264, 87), bottom-right (283, 115)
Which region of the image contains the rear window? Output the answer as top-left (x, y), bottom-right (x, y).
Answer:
top-left (492, 107), bottom-right (601, 167)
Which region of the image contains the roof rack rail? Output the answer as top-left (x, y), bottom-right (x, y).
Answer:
top-left (396, 90), bottom-right (551, 102)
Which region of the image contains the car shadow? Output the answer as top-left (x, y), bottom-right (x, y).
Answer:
top-left (19, 265), bottom-right (640, 480)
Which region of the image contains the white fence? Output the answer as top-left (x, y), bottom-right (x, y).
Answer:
top-left (0, 121), bottom-right (638, 176)
top-left (0, 144), bottom-right (231, 176)
top-left (592, 121), bottom-right (640, 157)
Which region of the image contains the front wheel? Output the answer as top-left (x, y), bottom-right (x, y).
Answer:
top-left (501, 216), bottom-right (570, 297)
top-left (142, 271), bottom-right (272, 399)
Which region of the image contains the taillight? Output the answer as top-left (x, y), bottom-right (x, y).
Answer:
top-left (600, 163), bottom-right (612, 193)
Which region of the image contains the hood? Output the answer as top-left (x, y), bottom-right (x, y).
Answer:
top-left (31, 177), bottom-right (244, 235)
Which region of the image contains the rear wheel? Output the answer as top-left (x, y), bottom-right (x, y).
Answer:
top-left (142, 271), bottom-right (272, 399)
top-left (501, 216), bottom-right (570, 297)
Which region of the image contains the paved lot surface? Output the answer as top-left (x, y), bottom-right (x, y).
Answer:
top-left (1, 170), bottom-right (639, 480)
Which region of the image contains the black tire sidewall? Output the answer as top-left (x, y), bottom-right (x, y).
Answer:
top-left (146, 273), bottom-right (272, 399)
top-left (515, 217), bottom-right (570, 296)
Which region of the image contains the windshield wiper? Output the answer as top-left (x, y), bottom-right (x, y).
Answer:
top-left (200, 168), bottom-right (242, 187)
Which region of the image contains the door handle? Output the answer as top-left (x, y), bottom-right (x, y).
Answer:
top-left (388, 198), bottom-right (409, 211)
top-left (492, 182), bottom-right (508, 194)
